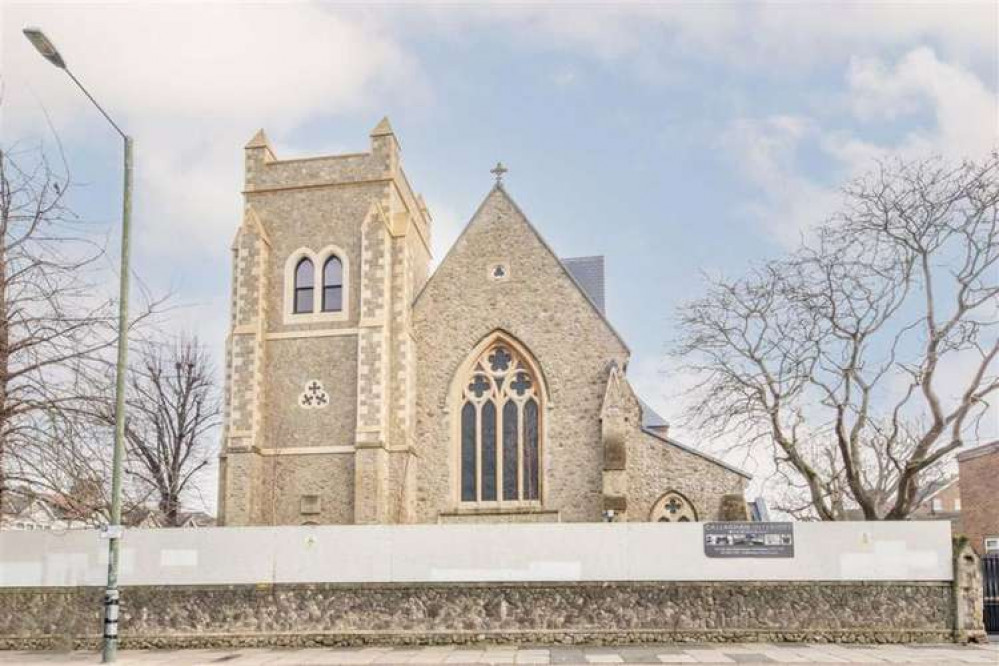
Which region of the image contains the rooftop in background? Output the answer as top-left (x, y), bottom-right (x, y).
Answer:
top-left (956, 440), bottom-right (999, 463)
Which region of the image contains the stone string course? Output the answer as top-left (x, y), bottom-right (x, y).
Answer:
top-left (0, 580), bottom-right (979, 650)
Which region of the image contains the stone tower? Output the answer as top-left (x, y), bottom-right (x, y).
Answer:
top-left (217, 118), bottom-right (433, 526)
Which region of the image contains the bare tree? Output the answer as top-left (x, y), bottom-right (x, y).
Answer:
top-left (675, 153), bottom-right (999, 520)
top-left (0, 140), bottom-right (120, 518)
top-left (93, 336), bottom-right (220, 526)
top-left (0, 128), bottom-right (167, 524)
top-left (9, 406), bottom-right (152, 526)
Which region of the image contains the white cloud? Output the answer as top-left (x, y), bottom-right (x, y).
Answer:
top-left (844, 47), bottom-right (998, 159)
top-left (721, 47), bottom-right (997, 245)
top-left (3, 3), bottom-right (426, 257)
top-left (719, 115), bottom-right (842, 245)
top-left (433, 2), bottom-right (997, 76)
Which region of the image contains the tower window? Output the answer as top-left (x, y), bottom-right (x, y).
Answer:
top-left (322, 255), bottom-right (343, 312)
top-left (284, 246), bottom-right (349, 321)
top-left (294, 257), bottom-right (314, 313)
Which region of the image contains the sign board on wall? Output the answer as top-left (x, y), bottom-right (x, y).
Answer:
top-left (704, 522), bottom-right (794, 558)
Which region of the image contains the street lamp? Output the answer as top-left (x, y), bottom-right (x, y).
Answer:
top-left (23, 26), bottom-right (133, 664)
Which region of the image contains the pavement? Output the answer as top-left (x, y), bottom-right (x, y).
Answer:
top-left (0, 643), bottom-right (997, 665)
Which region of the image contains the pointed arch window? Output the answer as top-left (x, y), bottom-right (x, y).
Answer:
top-left (650, 491), bottom-right (698, 523)
top-left (459, 341), bottom-right (542, 504)
top-left (322, 255), bottom-right (343, 312)
top-left (293, 257), bottom-right (314, 314)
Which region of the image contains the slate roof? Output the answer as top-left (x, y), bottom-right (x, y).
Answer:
top-left (638, 398), bottom-right (669, 429)
top-left (561, 256), bottom-right (605, 314)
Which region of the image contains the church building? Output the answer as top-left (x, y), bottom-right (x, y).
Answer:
top-left (217, 118), bottom-right (749, 526)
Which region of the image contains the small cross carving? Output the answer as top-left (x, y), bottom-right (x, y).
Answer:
top-left (469, 374), bottom-right (491, 398)
top-left (490, 162), bottom-right (508, 184)
top-left (666, 498), bottom-right (683, 514)
top-left (511, 371), bottom-right (532, 396)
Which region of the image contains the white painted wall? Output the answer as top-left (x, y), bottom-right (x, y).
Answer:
top-left (0, 521), bottom-right (953, 587)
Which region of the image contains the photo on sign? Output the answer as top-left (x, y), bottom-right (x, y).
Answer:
top-left (703, 522), bottom-right (795, 558)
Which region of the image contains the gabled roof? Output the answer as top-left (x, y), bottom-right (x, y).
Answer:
top-left (414, 183), bottom-right (630, 353)
top-left (562, 256), bottom-right (605, 314)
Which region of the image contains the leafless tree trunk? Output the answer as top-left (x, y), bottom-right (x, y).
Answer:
top-left (92, 336), bottom-right (220, 526)
top-left (674, 153), bottom-right (999, 520)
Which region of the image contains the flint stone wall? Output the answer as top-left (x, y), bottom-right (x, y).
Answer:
top-left (0, 580), bottom-right (968, 649)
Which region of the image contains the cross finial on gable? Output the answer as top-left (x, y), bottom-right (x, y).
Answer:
top-left (490, 162), bottom-right (508, 184)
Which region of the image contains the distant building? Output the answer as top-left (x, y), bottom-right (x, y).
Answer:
top-left (1, 489), bottom-right (215, 531)
top-left (957, 441), bottom-right (999, 556)
top-left (178, 511), bottom-right (216, 528)
top-left (0, 493), bottom-right (90, 531)
top-left (911, 477), bottom-right (962, 520)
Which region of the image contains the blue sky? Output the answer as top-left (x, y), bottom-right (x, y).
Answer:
top-left (3, 1), bottom-right (997, 491)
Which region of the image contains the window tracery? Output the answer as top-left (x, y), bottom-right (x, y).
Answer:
top-left (650, 491), bottom-right (697, 522)
top-left (458, 341), bottom-right (542, 504)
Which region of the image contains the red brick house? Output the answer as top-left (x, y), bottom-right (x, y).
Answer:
top-left (956, 441), bottom-right (999, 556)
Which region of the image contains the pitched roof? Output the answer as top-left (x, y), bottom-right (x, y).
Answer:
top-left (414, 183), bottom-right (630, 353)
top-left (641, 425), bottom-right (752, 479)
top-left (561, 256), bottom-right (605, 314)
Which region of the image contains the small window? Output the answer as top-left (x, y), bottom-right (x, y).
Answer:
top-left (931, 498), bottom-right (942, 512)
top-left (985, 537), bottom-right (999, 553)
top-left (294, 257), bottom-right (314, 314)
top-left (954, 498), bottom-right (961, 511)
top-left (322, 255), bottom-right (343, 312)
top-left (650, 492), bottom-right (697, 522)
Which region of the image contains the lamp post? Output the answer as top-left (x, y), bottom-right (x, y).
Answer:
top-left (23, 27), bottom-right (132, 664)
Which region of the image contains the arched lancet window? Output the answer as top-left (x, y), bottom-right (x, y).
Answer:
top-left (293, 257), bottom-right (314, 314)
top-left (650, 491), bottom-right (698, 523)
top-left (322, 255), bottom-right (343, 312)
top-left (459, 340), bottom-right (542, 504)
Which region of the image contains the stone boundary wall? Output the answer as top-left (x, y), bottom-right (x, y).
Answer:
top-left (0, 580), bottom-right (971, 650)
